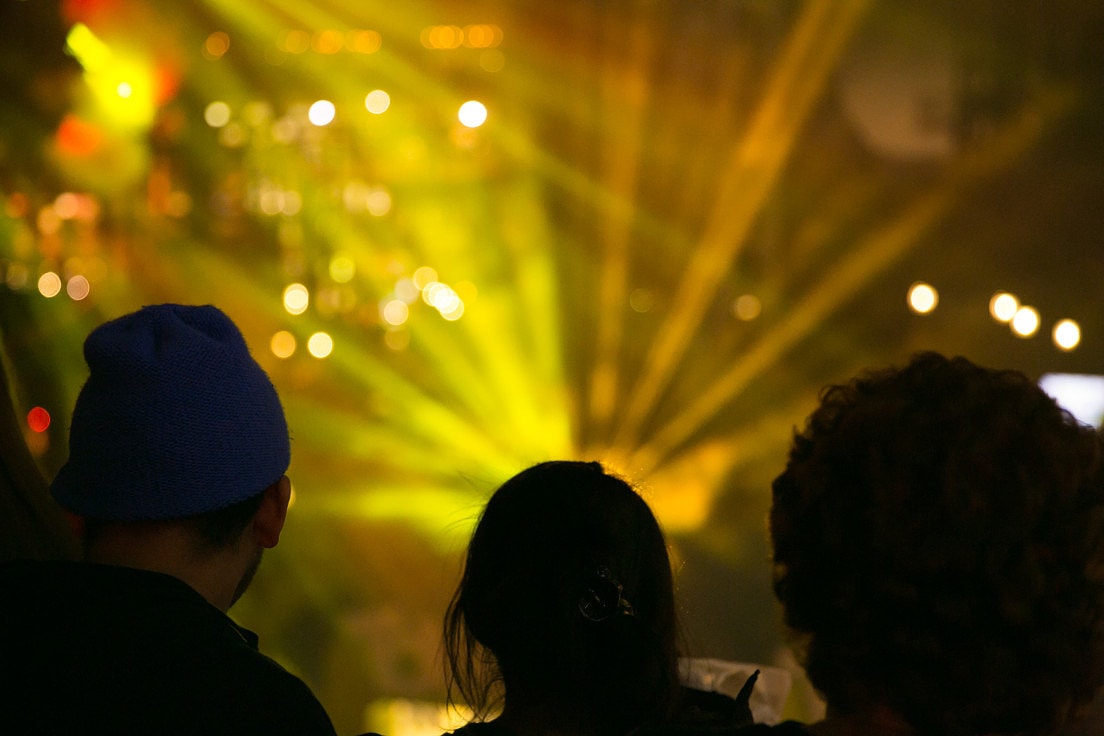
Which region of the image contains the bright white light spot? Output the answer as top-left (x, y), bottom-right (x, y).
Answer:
top-left (1054, 319), bottom-right (1081, 351)
top-left (412, 267), bottom-right (438, 289)
top-left (458, 100), bottom-right (487, 128)
top-left (422, 281), bottom-right (447, 307)
top-left (440, 300), bottom-right (465, 321)
top-left (270, 330), bottom-right (296, 358)
top-left (381, 299), bottom-right (410, 326)
top-left (365, 90), bottom-right (390, 114)
top-left (116, 82), bottom-right (133, 99)
top-left (37, 272), bottom-right (62, 298)
top-left (66, 275), bottom-right (90, 301)
top-left (307, 332), bottom-right (333, 358)
top-left (908, 282), bottom-right (938, 314)
top-left (283, 283), bottom-right (310, 315)
top-left (734, 294), bottom-right (762, 321)
top-left (1011, 306), bottom-right (1040, 337)
top-left (431, 286), bottom-right (461, 313)
top-left (204, 101), bottom-right (232, 128)
top-left (308, 100), bottom-right (336, 126)
top-left (989, 292), bottom-right (1019, 322)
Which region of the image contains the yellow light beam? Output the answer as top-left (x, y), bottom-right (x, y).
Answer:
top-left (121, 239), bottom-right (530, 477)
top-left (589, 12), bottom-right (655, 434)
top-left (631, 87), bottom-right (1075, 474)
top-left (614, 0), bottom-right (871, 450)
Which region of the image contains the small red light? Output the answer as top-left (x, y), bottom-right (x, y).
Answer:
top-left (27, 407), bottom-right (51, 433)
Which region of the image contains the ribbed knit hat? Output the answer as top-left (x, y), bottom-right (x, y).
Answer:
top-left (50, 304), bottom-right (291, 521)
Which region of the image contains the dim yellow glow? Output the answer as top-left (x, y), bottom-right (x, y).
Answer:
top-left (282, 30), bottom-right (311, 54)
top-left (462, 24), bottom-right (503, 49)
top-left (907, 282), bottom-right (938, 314)
top-left (1053, 319), bottom-right (1081, 351)
top-left (270, 331), bottom-right (296, 358)
top-left (1011, 306), bottom-right (1040, 337)
top-left (629, 288), bottom-right (655, 313)
top-left (480, 49), bottom-right (506, 73)
top-left (989, 292), bottom-right (1019, 322)
top-left (348, 30), bottom-right (382, 54)
top-left (329, 255), bottom-right (356, 283)
top-left (313, 30), bottom-right (344, 54)
top-left (204, 32), bottom-right (230, 59)
top-left (734, 294), bottom-right (762, 321)
top-left (283, 283), bottom-right (310, 315)
top-left (205, 101), bottom-right (231, 128)
top-left (412, 267), bottom-right (438, 289)
top-left (307, 332), bottom-right (334, 358)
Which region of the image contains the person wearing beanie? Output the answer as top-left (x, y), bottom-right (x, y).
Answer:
top-left (0, 304), bottom-right (337, 736)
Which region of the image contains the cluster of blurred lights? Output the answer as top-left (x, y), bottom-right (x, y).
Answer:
top-left (278, 29), bottom-right (382, 55)
top-left (37, 271), bottom-right (91, 301)
top-left (989, 291), bottom-right (1081, 350)
top-left (252, 182), bottom-right (303, 216)
top-left (909, 283), bottom-right (1081, 351)
top-left (343, 182), bottom-right (392, 216)
top-left (379, 266), bottom-right (472, 328)
top-left (274, 284), bottom-right (335, 359)
top-left (420, 24), bottom-right (503, 50)
top-left (269, 329), bottom-right (333, 359)
top-left (207, 92), bottom-right (394, 141)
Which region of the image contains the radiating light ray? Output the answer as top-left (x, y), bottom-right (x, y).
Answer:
top-left (589, 12), bottom-right (655, 433)
top-left (644, 390), bottom-right (820, 532)
top-left (614, 0), bottom-right (872, 451)
top-left (120, 237), bottom-right (541, 478)
top-left (631, 87), bottom-right (1075, 474)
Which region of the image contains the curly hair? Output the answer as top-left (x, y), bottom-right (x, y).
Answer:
top-left (770, 352), bottom-right (1104, 735)
top-left (444, 461), bottom-right (682, 735)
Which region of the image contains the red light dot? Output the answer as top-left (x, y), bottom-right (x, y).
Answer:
top-left (27, 407), bottom-right (51, 433)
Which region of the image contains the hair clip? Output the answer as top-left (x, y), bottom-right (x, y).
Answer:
top-left (578, 567), bottom-right (635, 622)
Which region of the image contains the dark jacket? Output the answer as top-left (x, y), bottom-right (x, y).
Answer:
top-left (0, 559), bottom-right (336, 735)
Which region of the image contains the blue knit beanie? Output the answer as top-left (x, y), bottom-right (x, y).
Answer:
top-left (50, 304), bottom-right (291, 521)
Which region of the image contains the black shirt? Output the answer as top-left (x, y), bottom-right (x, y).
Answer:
top-left (0, 559), bottom-right (336, 735)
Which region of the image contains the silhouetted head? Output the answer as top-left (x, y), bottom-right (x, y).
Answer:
top-left (445, 460), bottom-right (681, 733)
top-left (771, 352), bottom-right (1104, 735)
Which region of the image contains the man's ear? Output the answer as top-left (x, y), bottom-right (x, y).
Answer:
top-left (253, 475), bottom-right (291, 549)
